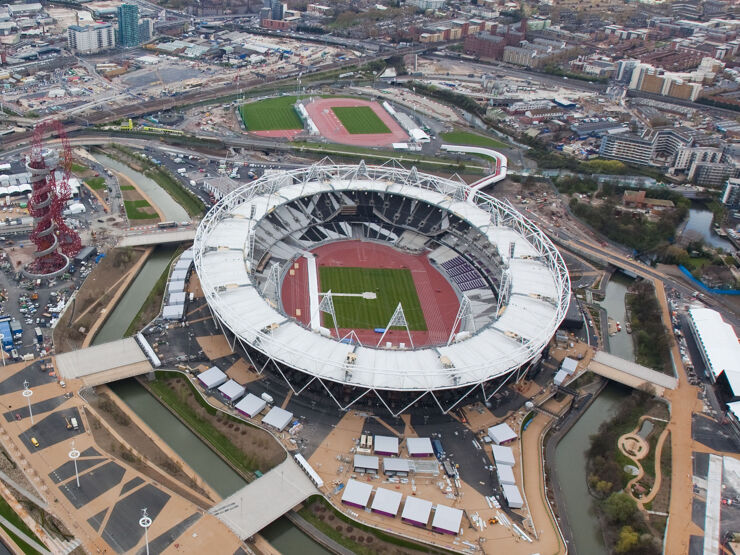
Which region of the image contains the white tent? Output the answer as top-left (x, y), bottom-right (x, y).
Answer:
top-left (488, 423), bottom-right (517, 445)
top-left (561, 357), bottom-right (578, 374)
top-left (235, 393), bottom-right (266, 417)
top-left (198, 366), bottom-right (227, 389)
top-left (406, 437), bottom-right (434, 457)
top-left (431, 504), bottom-right (463, 535)
top-left (502, 483), bottom-right (523, 509)
top-left (374, 435), bottom-right (399, 456)
top-left (497, 464), bottom-right (516, 485)
top-left (554, 369), bottom-right (569, 386)
top-left (354, 454), bottom-right (380, 473)
top-left (218, 379), bottom-right (246, 401)
top-left (341, 479), bottom-right (372, 508)
top-left (491, 445), bottom-right (515, 466)
top-left (371, 487), bottom-right (402, 517)
top-left (262, 406), bottom-right (293, 431)
top-left (401, 497), bottom-right (432, 527)
top-left (162, 304), bottom-right (185, 320)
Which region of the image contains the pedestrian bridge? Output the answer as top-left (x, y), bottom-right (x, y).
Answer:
top-left (209, 457), bottom-right (318, 539)
top-left (588, 350), bottom-right (678, 396)
top-left (118, 228), bottom-right (195, 248)
top-left (55, 336), bottom-right (158, 387)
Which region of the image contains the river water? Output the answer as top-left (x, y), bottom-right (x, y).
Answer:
top-left (684, 207), bottom-right (734, 251)
top-left (92, 153), bottom-right (189, 222)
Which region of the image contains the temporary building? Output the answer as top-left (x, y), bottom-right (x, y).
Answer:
top-left (170, 270), bottom-right (188, 281)
top-left (491, 445), bottom-right (515, 467)
top-left (401, 497), bottom-right (433, 528)
top-left (294, 453), bottom-right (323, 488)
top-left (371, 487), bottom-right (402, 517)
top-left (169, 291), bottom-right (187, 305)
top-left (488, 422), bottom-right (517, 445)
top-left (341, 479), bottom-right (372, 508)
top-left (382, 457), bottom-right (410, 476)
top-left (406, 437), bottom-right (434, 457)
top-left (497, 464), bottom-right (516, 485)
top-left (374, 435), bottom-right (399, 456)
top-left (553, 369), bottom-right (569, 386)
top-left (218, 379), bottom-right (246, 402)
top-left (168, 280), bottom-right (185, 294)
top-left (353, 454), bottom-right (379, 474)
top-left (502, 483), bottom-right (523, 509)
top-left (198, 366), bottom-right (227, 389)
top-left (162, 304), bottom-right (185, 320)
top-left (235, 393), bottom-right (266, 418)
top-left (262, 406), bottom-right (293, 431)
top-left (561, 357), bottom-right (578, 374)
top-left (431, 504), bottom-right (463, 535)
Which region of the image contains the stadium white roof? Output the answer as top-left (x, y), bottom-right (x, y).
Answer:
top-left (341, 479), bottom-right (372, 507)
top-left (194, 163), bottom-right (570, 398)
top-left (371, 487), bottom-right (402, 516)
top-left (235, 393), bottom-right (266, 417)
top-left (688, 308), bottom-right (740, 388)
top-left (497, 464), bottom-right (516, 485)
top-left (262, 406), bottom-right (293, 431)
top-left (375, 435), bottom-right (399, 455)
top-left (431, 504), bottom-right (463, 534)
top-left (502, 483), bottom-right (523, 508)
top-left (218, 379), bottom-right (246, 400)
top-left (354, 454), bottom-right (380, 471)
top-left (401, 496), bottom-right (432, 525)
top-left (488, 423), bottom-right (517, 444)
top-left (383, 458), bottom-right (410, 473)
top-left (198, 366), bottom-right (227, 389)
top-left (406, 437), bottom-right (434, 456)
top-left (491, 445), bottom-right (515, 466)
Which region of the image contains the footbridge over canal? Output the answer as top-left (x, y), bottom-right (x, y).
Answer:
top-left (55, 335), bottom-right (159, 387)
top-left (209, 456), bottom-right (319, 540)
top-left (588, 350), bottom-right (678, 396)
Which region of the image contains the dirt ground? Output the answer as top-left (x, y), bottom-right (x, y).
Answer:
top-left (156, 375), bottom-right (285, 474)
top-left (52, 247), bottom-right (148, 353)
top-left (196, 335), bottom-right (234, 360)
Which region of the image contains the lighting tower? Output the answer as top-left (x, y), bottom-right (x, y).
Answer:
top-left (25, 120), bottom-right (81, 278)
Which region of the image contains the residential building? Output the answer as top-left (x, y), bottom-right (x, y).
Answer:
top-left (628, 63), bottom-right (703, 101)
top-left (138, 18), bottom-right (154, 43)
top-left (672, 145), bottom-right (740, 186)
top-left (722, 178), bottom-right (740, 211)
top-left (67, 23), bottom-right (115, 54)
top-left (599, 133), bottom-right (655, 166)
top-left (117, 3), bottom-right (140, 48)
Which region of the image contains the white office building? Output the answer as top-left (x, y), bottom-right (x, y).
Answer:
top-left (68, 23), bottom-right (115, 54)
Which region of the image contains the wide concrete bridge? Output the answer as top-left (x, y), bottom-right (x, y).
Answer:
top-left (588, 350), bottom-right (678, 396)
top-left (118, 228), bottom-right (196, 248)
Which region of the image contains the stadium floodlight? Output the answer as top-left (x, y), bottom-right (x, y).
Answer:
top-left (377, 303), bottom-right (413, 349)
top-left (317, 290), bottom-right (340, 338)
top-left (447, 295), bottom-right (475, 346)
top-left (261, 262), bottom-right (281, 305)
top-left (340, 330), bottom-right (363, 347)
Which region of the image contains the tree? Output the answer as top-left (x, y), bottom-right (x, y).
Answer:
top-left (616, 526), bottom-right (639, 553)
top-left (603, 492), bottom-right (637, 524)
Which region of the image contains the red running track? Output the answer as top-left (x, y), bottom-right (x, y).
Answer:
top-left (280, 240), bottom-right (460, 347)
top-left (304, 98), bottom-right (408, 147)
top-left (253, 129), bottom-right (302, 139)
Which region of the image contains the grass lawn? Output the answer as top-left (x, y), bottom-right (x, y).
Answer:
top-left (70, 163), bottom-right (88, 173)
top-left (441, 130), bottom-right (508, 150)
top-left (239, 95), bottom-right (303, 131)
top-left (85, 176), bottom-right (106, 191)
top-left (332, 106), bottom-right (390, 134)
top-left (0, 494), bottom-right (45, 555)
top-left (318, 266), bottom-right (426, 330)
top-left (124, 199), bottom-right (155, 220)
top-left (119, 185), bottom-right (135, 191)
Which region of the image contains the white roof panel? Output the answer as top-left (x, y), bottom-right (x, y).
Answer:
top-left (401, 496), bottom-right (432, 524)
top-left (371, 487), bottom-right (402, 516)
top-left (383, 458), bottom-right (410, 472)
top-left (561, 357), bottom-right (578, 374)
top-left (262, 406), bottom-right (293, 431)
top-left (406, 437), bottom-right (434, 456)
top-left (431, 504), bottom-right (463, 534)
top-left (341, 479), bottom-right (372, 507)
top-left (354, 454), bottom-right (380, 470)
top-left (234, 393), bottom-right (266, 417)
top-left (497, 464), bottom-right (516, 485)
top-left (198, 366), bottom-right (227, 388)
top-left (488, 423), bottom-right (517, 444)
top-left (375, 435), bottom-right (399, 455)
top-left (218, 379), bottom-right (246, 400)
top-left (502, 483), bottom-right (523, 508)
top-left (491, 445), bottom-right (515, 466)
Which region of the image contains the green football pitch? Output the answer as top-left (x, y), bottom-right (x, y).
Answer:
top-left (331, 106), bottom-right (391, 135)
top-left (318, 266), bottom-right (427, 330)
top-left (239, 96), bottom-right (303, 131)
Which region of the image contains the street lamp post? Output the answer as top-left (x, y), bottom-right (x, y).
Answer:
top-left (22, 381), bottom-right (33, 425)
top-left (69, 442), bottom-right (80, 488)
top-left (139, 508), bottom-right (152, 555)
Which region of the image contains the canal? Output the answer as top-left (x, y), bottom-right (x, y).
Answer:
top-left (92, 152), bottom-right (190, 223)
top-left (553, 383), bottom-right (629, 555)
top-left (684, 206), bottom-right (734, 251)
top-left (599, 272), bottom-right (635, 361)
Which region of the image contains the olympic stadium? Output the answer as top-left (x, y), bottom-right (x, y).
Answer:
top-left (193, 160), bottom-right (570, 415)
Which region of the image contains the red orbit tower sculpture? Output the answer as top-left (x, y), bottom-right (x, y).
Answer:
top-left (24, 120), bottom-right (81, 278)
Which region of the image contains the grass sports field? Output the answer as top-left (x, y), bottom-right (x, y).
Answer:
top-left (441, 130), bottom-right (508, 150)
top-left (318, 266), bottom-right (427, 330)
top-left (240, 96), bottom-right (303, 131)
top-left (331, 106), bottom-right (391, 135)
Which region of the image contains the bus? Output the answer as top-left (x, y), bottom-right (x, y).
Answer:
top-left (157, 221), bottom-right (178, 229)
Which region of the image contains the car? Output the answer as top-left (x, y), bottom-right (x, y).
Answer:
top-left (14, 413), bottom-right (20, 421)
top-left (30, 437), bottom-right (39, 448)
